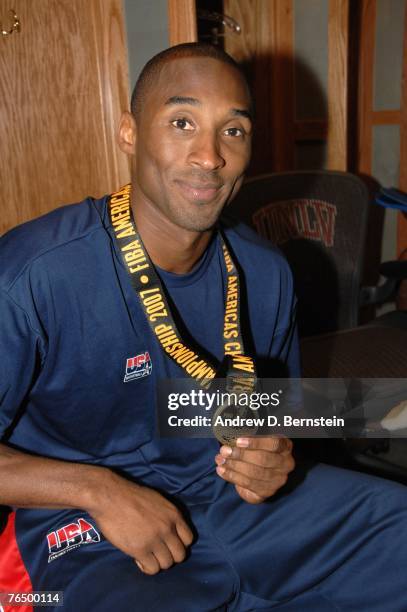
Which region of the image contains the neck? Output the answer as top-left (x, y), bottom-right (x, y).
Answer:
top-left (131, 191), bottom-right (214, 275)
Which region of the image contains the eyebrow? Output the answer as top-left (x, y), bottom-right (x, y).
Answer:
top-left (165, 96), bottom-right (200, 107)
top-left (231, 108), bottom-right (252, 121)
top-left (164, 96), bottom-right (253, 122)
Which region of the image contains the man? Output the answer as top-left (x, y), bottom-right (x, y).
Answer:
top-left (0, 43), bottom-right (406, 611)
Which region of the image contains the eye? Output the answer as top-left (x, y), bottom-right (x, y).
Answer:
top-left (170, 118), bottom-right (194, 131)
top-left (224, 127), bottom-right (245, 137)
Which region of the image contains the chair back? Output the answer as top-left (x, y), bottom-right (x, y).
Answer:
top-left (229, 171), bottom-right (369, 336)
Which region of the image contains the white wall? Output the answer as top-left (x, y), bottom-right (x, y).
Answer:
top-left (123, 0), bottom-right (169, 93)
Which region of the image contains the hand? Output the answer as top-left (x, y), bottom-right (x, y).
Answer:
top-left (215, 436), bottom-right (295, 504)
top-left (90, 472), bottom-right (193, 575)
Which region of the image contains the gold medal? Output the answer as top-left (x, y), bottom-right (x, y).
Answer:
top-left (212, 396), bottom-right (259, 446)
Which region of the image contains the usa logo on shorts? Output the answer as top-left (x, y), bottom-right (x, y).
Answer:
top-left (124, 351), bottom-right (152, 382)
top-left (46, 517), bottom-right (101, 563)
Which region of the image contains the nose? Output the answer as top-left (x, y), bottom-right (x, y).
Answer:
top-left (187, 130), bottom-right (225, 171)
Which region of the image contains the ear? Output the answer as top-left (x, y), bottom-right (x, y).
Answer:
top-left (118, 111), bottom-right (137, 155)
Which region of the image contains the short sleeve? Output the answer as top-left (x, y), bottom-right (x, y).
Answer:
top-left (0, 290), bottom-right (46, 438)
top-left (270, 309), bottom-right (301, 378)
top-left (269, 257), bottom-right (301, 378)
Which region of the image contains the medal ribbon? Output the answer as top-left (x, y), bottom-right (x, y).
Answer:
top-left (108, 184), bottom-right (256, 389)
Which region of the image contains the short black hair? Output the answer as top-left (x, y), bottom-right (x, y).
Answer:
top-left (130, 42), bottom-right (251, 118)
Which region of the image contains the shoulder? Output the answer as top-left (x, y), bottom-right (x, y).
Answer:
top-left (0, 194), bottom-right (108, 291)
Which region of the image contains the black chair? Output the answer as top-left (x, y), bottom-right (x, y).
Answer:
top-left (229, 170), bottom-right (407, 480)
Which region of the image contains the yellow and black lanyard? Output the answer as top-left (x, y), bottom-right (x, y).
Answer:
top-left (109, 184), bottom-right (257, 442)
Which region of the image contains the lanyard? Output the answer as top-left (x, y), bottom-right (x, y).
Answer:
top-left (109, 184), bottom-right (257, 443)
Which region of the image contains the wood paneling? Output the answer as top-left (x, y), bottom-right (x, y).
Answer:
top-left (358, 0), bottom-right (406, 258)
top-left (269, 0), bottom-right (294, 171)
top-left (358, 0), bottom-right (376, 174)
top-left (294, 120), bottom-right (328, 141)
top-left (224, 0), bottom-right (293, 173)
top-left (225, 0), bottom-right (349, 173)
top-left (327, 0), bottom-right (349, 170)
top-left (399, 0), bottom-right (407, 256)
top-left (92, 1), bottom-right (131, 189)
top-left (0, 0), bottom-right (130, 235)
top-left (224, 0), bottom-right (273, 174)
top-left (167, 0), bottom-right (197, 46)
top-left (223, 0), bottom-right (259, 61)
top-left (372, 110), bottom-right (402, 125)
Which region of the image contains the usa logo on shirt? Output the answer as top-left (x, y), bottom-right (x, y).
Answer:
top-left (46, 517), bottom-right (101, 563)
top-left (124, 351), bottom-right (152, 382)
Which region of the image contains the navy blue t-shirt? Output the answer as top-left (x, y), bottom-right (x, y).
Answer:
top-left (0, 194), bottom-right (299, 496)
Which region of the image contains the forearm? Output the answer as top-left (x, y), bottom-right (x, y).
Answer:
top-left (0, 442), bottom-right (110, 513)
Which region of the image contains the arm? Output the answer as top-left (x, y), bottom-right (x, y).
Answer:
top-left (0, 442), bottom-right (193, 574)
top-left (0, 442), bottom-right (106, 510)
top-left (0, 292), bottom-right (192, 575)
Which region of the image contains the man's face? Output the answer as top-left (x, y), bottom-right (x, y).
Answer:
top-left (129, 57), bottom-right (252, 233)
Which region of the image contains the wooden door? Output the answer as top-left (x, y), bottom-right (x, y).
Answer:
top-left (223, 0), bottom-right (349, 174)
top-left (358, 0), bottom-right (407, 259)
top-left (168, 0), bottom-right (197, 44)
top-left (0, 0), bottom-right (130, 236)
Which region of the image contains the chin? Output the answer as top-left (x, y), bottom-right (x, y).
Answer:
top-left (178, 213), bottom-right (222, 233)
top-left (171, 203), bottom-right (225, 233)
top-left (177, 218), bottom-right (218, 233)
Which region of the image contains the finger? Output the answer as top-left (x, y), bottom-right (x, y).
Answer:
top-left (152, 540), bottom-right (175, 570)
top-left (216, 463), bottom-right (287, 496)
top-left (218, 448), bottom-right (293, 470)
top-left (235, 436), bottom-right (293, 453)
top-left (165, 532), bottom-right (187, 564)
top-left (175, 519), bottom-right (194, 547)
top-left (135, 552), bottom-right (160, 575)
top-left (217, 456), bottom-right (288, 481)
top-left (235, 485), bottom-right (264, 504)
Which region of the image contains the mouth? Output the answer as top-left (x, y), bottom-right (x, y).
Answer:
top-left (175, 179), bottom-right (223, 203)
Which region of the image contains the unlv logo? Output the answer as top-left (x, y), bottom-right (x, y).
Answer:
top-left (124, 351), bottom-right (152, 382)
top-left (253, 199), bottom-right (337, 248)
top-left (47, 517), bottom-right (101, 563)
